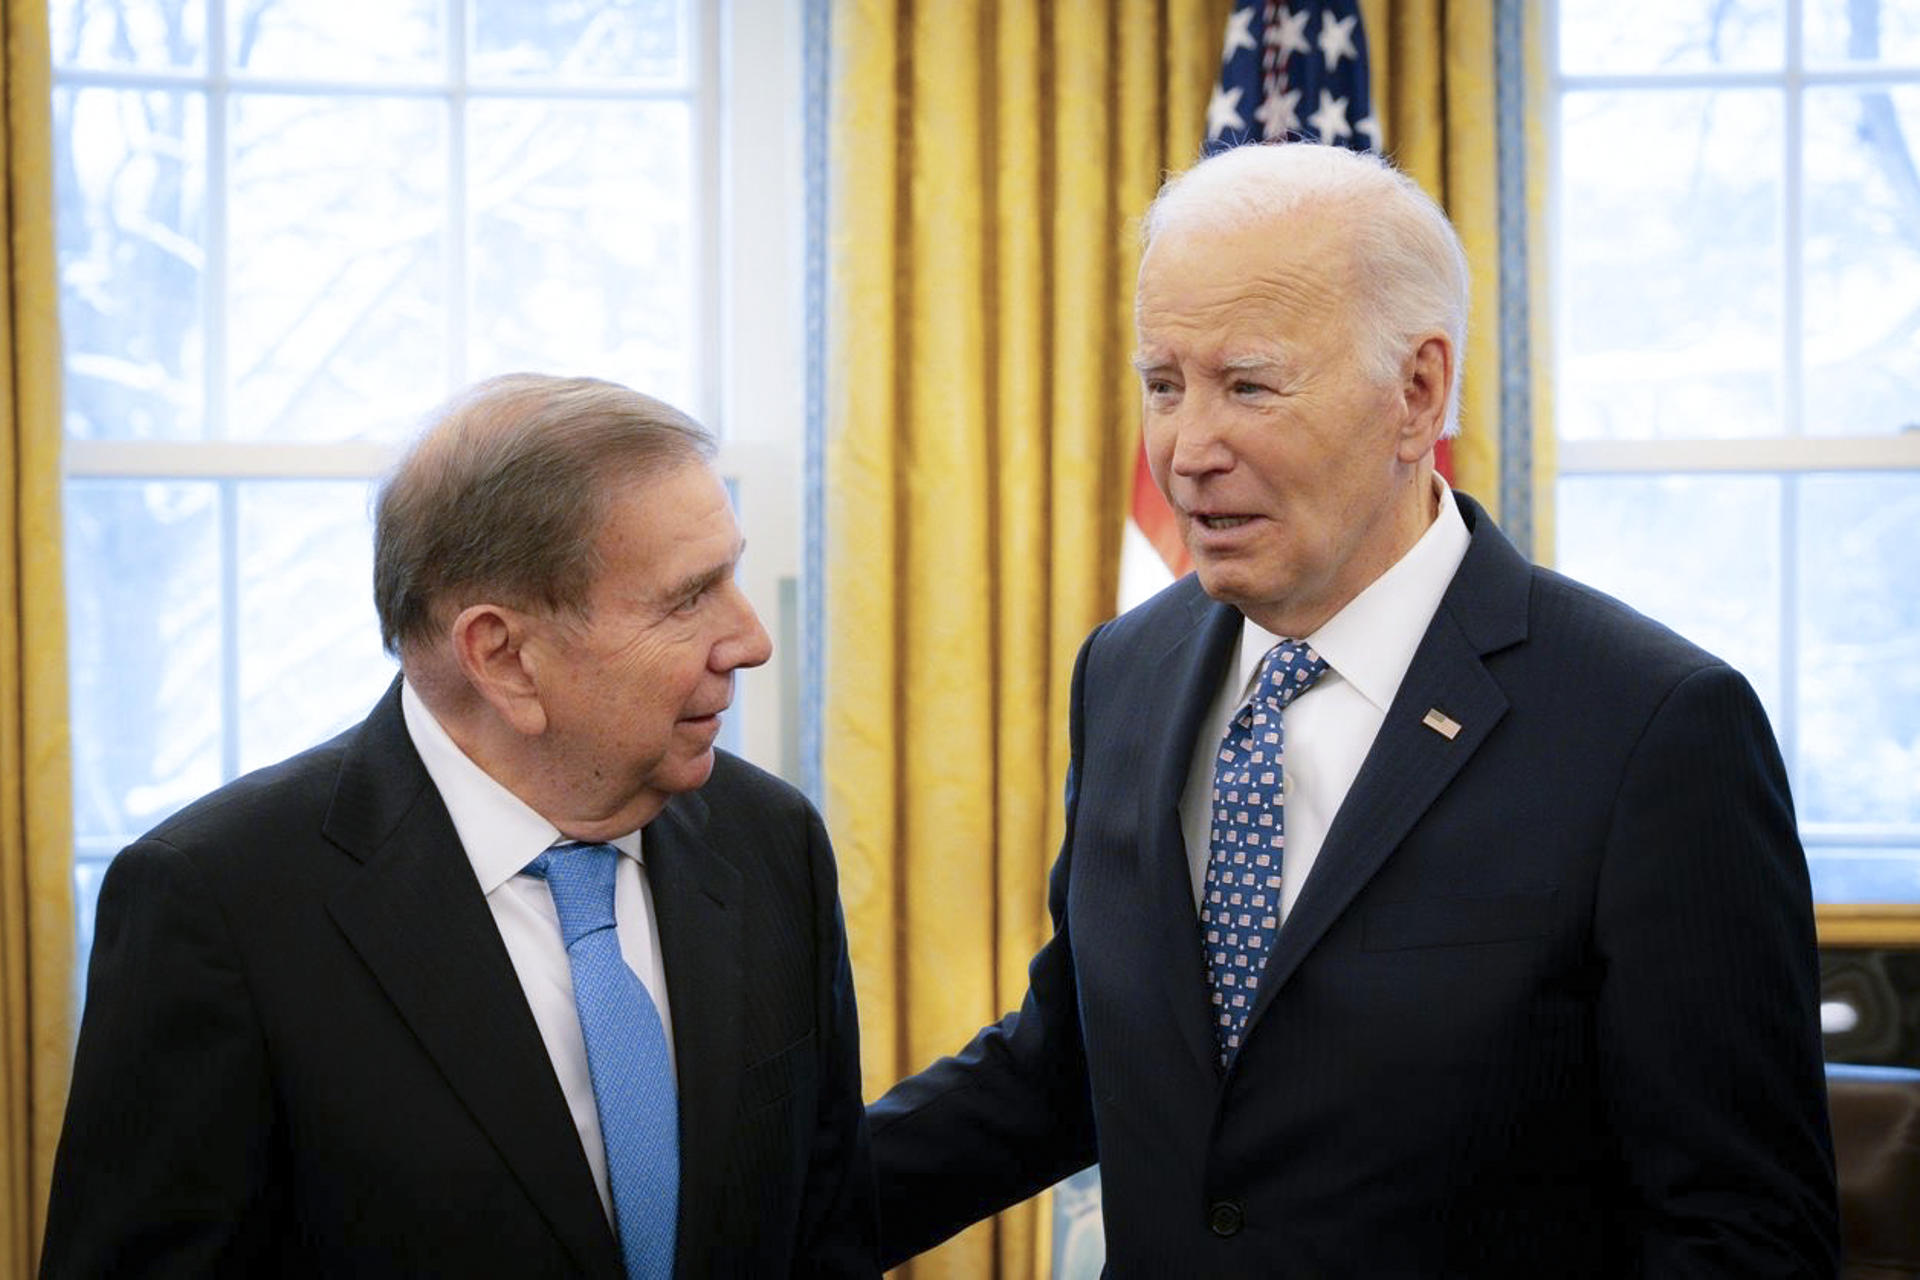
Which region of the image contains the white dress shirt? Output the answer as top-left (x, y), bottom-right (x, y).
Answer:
top-left (1179, 478), bottom-right (1471, 922)
top-left (401, 680), bottom-right (676, 1227)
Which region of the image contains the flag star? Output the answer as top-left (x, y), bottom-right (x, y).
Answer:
top-left (1357, 113), bottom-right (1382, 151)
top-left (1222, 5), bottom-right (1257, 61)
top-left (1308, 89), bottom-right (1352, 144)
top-left (1266, 6), bottom-right (1313, 59)
top-left (1319, 11), bottom-right (1359, 71)
top-left (1255, 85), bottom-right (1302, 138)
top-left (1206, 83), bottom-right (1247, 139)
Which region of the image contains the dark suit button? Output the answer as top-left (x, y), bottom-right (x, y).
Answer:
top-left (1208, 1200), bottom-right (1243, 1237)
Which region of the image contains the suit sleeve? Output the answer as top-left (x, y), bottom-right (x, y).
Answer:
top-left (866, 632), bottom-right (1102, 1268)
top-left (792, 802), bottom-right (882, 1277)
top-left (1593, 662), bottom-right (1840, 1276)
top-left (41, 838), bottom-right (280, 1278)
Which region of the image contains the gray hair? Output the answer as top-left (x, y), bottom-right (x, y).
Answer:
top-left (1142, 143), bottom-right (1470, 437)
top-left (374, 373), bottom-right (716, 656)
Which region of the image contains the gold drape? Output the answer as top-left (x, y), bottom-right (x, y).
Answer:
top-left (825, 2), bottom-right (1217, 1275)
top-left (1365, 0), bottom-right (1554, 550)
top-left (0, 1), bottom-right (72, 1273)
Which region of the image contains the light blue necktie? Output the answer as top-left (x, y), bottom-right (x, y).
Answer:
top-left (1200, 641), bottom-right (1329, 1065)
top-left (525, 842), bottom-right (678, 1280)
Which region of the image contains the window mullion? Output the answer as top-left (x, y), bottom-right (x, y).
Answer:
top-left (207, 0), bottom-right (229, 445)
top-left (219, 477), bottom-right (242, 782)
top-left (697, 0), bottom-right (724, 427)
top-left (1785, 0), bottom-right (1806, 442)
top-left (449, 0), bottom-right (469, 389)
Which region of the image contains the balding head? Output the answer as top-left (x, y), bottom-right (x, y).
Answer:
top-left (373, 373), bottom-right (715, 659)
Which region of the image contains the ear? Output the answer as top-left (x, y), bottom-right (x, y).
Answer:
top-left (1395, 334), bottom-right (1453, 463)
top-left (449, 603), bottom-right (550, 737)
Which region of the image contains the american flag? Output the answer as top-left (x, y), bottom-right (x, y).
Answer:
top-left (1205, 0), bottom-right (1378, 154)
top-left (1128, 1), bottom-right (1382, 585)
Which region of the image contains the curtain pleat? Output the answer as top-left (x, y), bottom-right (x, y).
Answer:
top-left (0, 1), bottom-right (73, 1273)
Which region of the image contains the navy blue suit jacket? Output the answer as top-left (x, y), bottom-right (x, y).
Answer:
top-left (870, 492), bottom-right (1837, 1277)
top-left (44, 680), bottom-right (877, 1278)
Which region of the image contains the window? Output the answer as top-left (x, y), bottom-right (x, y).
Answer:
top-left (54, 0), bottom-right (809, 967)
top-left (1547, 0), bottom-right (1920, 908)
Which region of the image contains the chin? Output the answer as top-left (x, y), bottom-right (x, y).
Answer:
top-left (661, 748), bottom-right (718, 794)
top-left (1192, 560), bottom-right (1257, 608)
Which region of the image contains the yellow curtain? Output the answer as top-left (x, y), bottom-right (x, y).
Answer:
top-left (825, 1), bottom-right (1217, 1275)
top-left (1364, 0), bottom-right (1555, 553)
top-left (0, 1), bottom-right (72, 1274)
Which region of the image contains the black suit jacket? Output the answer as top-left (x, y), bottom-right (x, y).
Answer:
top-left (43, 680), bottom-right (876, 1278)
top-left (870, 492), bottom-right (1838, 1277)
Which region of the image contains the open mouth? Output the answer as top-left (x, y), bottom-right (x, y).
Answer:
top-left (1196, 514), bottom-right (1254, 530)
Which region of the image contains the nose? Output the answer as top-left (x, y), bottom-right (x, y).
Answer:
top-left (714, 583), bottom-right (773, 673)
top-left (1164, 397), bottom-right (1234, 479)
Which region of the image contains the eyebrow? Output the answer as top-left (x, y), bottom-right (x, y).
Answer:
top-left (1129, 352), bottom-right (1285, 376)
top-left (660, 539), bottom-right (747, 604)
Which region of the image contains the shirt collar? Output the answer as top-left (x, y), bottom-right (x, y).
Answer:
top-left (1231, 475), bottom-right (1470, 712)
top-left (400, 678), bottom-right (642, 895)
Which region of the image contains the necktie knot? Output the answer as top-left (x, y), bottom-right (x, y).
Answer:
top-left (1251, 641), bottom-right (1328, 715)
top-left (525, 842), bottom-right (621, 949)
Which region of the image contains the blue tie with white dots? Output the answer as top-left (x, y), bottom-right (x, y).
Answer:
top-left (525, 842), bottom-right (678, 1280)
top-left (1200, 641), bottom-right (1329, 1065)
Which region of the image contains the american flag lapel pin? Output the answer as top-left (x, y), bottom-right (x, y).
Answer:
top-left (1421, 708), bottom-right (1462, 740)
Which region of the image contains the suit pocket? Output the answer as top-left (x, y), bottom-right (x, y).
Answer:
top-left (1361, 889), bottom-right (1558, 951)
top-left (740, 1030), bottom-right (816, 1112)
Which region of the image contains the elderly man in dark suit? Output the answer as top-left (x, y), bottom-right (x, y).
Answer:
top-left (43, 374), bottom-right (876, 1278)
top-left (868, 143), bottom-right (1839, 1277)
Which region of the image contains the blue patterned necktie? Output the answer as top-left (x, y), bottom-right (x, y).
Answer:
top-left (1200, 641), bottom-right (1329, 1065)
top-left (525, 842), bottom-right (678, 1280)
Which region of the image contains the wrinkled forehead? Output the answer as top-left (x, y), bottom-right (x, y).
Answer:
top-left (1134, 217), bottom-right (1356, 346)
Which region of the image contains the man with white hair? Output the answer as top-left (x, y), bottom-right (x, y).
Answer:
top-left (869, 144), bottom-right (1838, 1276)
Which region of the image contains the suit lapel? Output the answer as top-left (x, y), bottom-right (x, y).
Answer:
top-left (322, 683), bottom-right (623, 1279)
top-left (1133, 585), bottom-right (1244, 1078)
top-left (641, 789), bottom-right (743, 1279)
top-left (1241, 495), bottom-right (1532, 1042)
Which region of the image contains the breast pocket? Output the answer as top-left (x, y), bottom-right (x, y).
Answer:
top-left (740, 1030), bottom-right (816, 1113)
top-left (1361, 889), bottom-right (1558, 951)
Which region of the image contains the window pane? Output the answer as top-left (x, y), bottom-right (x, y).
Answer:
top-left (469, 99), bottom-right (696, 408)
top-left (1795, 473), bottom-right (1920, 831)
top-left (1805, 0), bottom-right (1920, 64)
top-left (51, 0), bottom-right (205, 73)
top-left (236, 481), bottom-right (395, 770)
top-left (55, 87), bottom-right (207, 441)
top-left (228, 0), bottom-right (443, 79)
top-left (1558, 0), bottom-right (1782, 74)
top-left (65, 480), bottom-right (222, 846)
top-left (1557, 90), bottom-right (1784, 441)
top-left (1555, 474), bottom-right (1784, 719)
top-left (471, 0), bottom-right (691, 85)
top-left (1802, 86), bottom-right (1920, 438)
top-left (1805, 847), bottom-right (1920, 903)
top-left (228, 94), bottom-right (447, 441)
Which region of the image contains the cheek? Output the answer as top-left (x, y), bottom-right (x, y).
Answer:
top-left (1141, 412), bottom-right (1176, 477)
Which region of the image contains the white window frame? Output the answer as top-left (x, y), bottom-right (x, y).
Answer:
top-left (58, 0), bottom-right (807, 777)
top-left (1544, 0), bottom-right (1920, 903)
